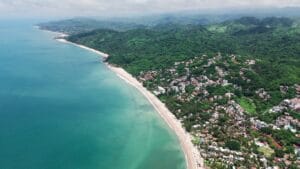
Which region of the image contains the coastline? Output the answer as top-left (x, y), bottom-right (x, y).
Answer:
top-left (56, 39), bottom-right (109, 59)
top-left (52, 33), bottom-right (204, 169)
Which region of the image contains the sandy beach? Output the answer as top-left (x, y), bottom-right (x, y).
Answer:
top-left (55, 36), bottom-right (204, 169)
top-left (56, 39), bottom-right (109, 58)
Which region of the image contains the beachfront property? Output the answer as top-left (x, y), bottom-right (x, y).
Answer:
top-left (137, 54), bottom-right (300, 168)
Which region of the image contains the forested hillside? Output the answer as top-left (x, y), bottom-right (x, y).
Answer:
top-left (68, 17), bottom-right (300, 79)
top-left (38, 18), bottom-right (144, 34)
top-left (42, 16), bottom-right (300, 168)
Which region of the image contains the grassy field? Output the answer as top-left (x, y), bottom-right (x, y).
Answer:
top-left (238, 97), bottom-right (257, 115)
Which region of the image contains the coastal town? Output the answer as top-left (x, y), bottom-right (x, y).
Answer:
top-left (39, 15), bottom-right (300, 169)
top-left (138, 53), bottom-right (300, 168)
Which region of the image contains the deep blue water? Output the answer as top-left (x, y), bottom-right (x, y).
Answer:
top-left (0, 20), bottom-right (185, 169)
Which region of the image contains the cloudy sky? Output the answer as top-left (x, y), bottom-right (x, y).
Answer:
top-left (0, 0), bottom-right (299, 18)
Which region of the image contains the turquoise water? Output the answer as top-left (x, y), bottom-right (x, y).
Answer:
top-left (0, 20), bottom-right (185, 169)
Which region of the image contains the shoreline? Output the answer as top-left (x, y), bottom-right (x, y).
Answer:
top-left (50, 31), bottom-right (204, 169)
top-left (37, 26), bottom-right (109, 59)
top-left (56, 39), bottom-right (110, 59)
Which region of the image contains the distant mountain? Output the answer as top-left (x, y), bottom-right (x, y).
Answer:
top-left (38, 18), bottom-right (145, 34)
top-left (208, 16), bottom-right (297, 35)
top-left (233, 17), bottom-right (293, 27)
top-left (38, 15), bottom-right (232, 35)
top-left (127, 7), bottom-right (300, 26)
top-left (39, 7), bottom-right (300, 35)
top-left (38, 13), bottom-right (247, 35)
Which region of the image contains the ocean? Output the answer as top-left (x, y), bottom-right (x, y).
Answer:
top-left (0, 20), bottom-right (185, 169)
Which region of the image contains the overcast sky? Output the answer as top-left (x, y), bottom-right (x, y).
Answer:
top-left (0, 0), bottom-right (300, 18)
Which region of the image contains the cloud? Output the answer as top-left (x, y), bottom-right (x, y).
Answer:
top-left (0, 0), bottom-right (299, 18)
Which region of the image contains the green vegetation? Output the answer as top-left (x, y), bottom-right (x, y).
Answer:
top-left (238, 97), bottom-right (256, 115)
top-left (225, 139), bottom-right (241, 151)
top-left (257, 146), bottom-right (274, 158)
top-left (260, 127), bottom-right (300, 147)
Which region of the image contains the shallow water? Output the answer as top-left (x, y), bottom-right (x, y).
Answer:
top-left (0, 20), bottom-right (185, 169)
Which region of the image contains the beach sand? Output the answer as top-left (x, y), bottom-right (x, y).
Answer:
top-left (56, 39), bottom-right (109, 58)
top-left (55, 37), bottom-right (204, 169)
